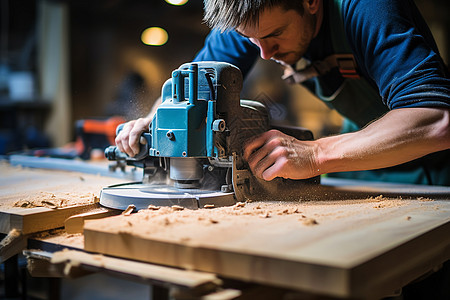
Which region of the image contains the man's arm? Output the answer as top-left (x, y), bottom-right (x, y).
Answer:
top-left (244, 107), bottom-right (450, 181)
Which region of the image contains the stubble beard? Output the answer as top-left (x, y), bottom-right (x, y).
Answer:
top-left (272, 13), bottom-right (317, 66)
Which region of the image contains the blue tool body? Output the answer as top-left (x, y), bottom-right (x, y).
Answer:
top-left (150, 62), bottom-right (240, 158)
top-left (102, 62), bottom-right (318, 211)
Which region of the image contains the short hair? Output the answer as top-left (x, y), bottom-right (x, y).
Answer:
top-left (203, 0), bottom-right (305, 32)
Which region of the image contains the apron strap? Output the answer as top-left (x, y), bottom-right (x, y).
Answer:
top-left (281, 54), bottom-right (359, 84)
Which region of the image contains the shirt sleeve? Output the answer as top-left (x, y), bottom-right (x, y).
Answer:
top-left (342, 0), bottom-right (450, 109)
top-left (193, 29), bottom-right (260, 78)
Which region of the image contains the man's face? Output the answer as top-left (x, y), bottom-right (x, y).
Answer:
top-left (236, 5), bottom-right (317, 65)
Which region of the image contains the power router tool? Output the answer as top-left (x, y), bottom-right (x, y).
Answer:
top-left (101, 61), bottom-right (319, 210)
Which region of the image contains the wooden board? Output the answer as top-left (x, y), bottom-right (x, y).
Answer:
top-left (0, 162), bottom-right (124, 234)
top-left (64, 207), bottom-right (120, 234)
top-left (50, 249), bottom-right (220, 289)
top-left (84, 195), bottom-right (450, 299)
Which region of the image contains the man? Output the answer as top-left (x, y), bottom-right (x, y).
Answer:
top-left (116, 0), bottom-right (450, 185)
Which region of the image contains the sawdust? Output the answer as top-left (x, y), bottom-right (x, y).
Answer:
top-left (365, 195), bottom-right (408, 209)
top-left (82, 193), bottom-right (450, 263)
top-left (13, 192), bottom-right (99, 209)
top-left (32, 229), bottom-right (84, 249)
top-left (93, 195), bottom-right (417, 238)
top-left (417, 197), bottom-right (434, 202)
top-left (0, 163), bottom-right (123, 209)
top-left (301, 217), bottom-right (319, 226)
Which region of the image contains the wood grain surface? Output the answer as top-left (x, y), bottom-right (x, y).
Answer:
top-left (0, 162), bottom-right (124, 234)
top-left (84, 195), bottom-right (450, 299)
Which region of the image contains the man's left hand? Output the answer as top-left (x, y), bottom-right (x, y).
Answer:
top-left (243, 129), bottom-right (319, 181)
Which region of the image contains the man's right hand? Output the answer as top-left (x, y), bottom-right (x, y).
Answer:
top-left (115, 117), bottom-right (152, 157)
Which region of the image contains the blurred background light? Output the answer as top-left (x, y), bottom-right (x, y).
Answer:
top-left (165, 0), bottom-right (189, 6)
top-left (141, 27), bottom-right (168, 46)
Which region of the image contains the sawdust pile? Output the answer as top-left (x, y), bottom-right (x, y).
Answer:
top-left (13, 192), bottom-right (99, 209)
top-left (0, 163), bottom-right (122, 209)
top-left (92, 195), bottom-right (423, 240)
top-left (32, 229), bottom-right (84, 249)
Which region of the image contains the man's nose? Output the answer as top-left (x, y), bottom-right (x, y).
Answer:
top-left (251, 38), bottom-right (278, 60)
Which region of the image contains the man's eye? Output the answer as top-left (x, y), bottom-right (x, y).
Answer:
top-left (267, 31), bottom-right (283, 39)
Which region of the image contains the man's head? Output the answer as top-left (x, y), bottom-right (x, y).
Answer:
top-left (203, 0), bottom-right (305, 32)
top-left (203, 0), bottom-right (323, 65)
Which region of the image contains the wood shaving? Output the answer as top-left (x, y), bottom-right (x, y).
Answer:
top-left (259, 212), bottom-right (271, 218)
top-left (172, 205), bottom-right (184, 211)
top-left (0, 229), bottom-right (22, 247)
top-left (302, 218), bottom-right (318, 226)
top-left (368, 195), bottom-right (386, 202)
top-left (122, 205), bottom-right (136, 216)
top-left (41, 200), bottom-right (59, 209)
top-left (417, 197), bottom-right (434, 202)
top-left (234, 202), bottom-right (246, 208)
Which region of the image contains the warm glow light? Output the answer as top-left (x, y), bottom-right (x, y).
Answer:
top-left (141, 27), bottom-right (168, 46)
top-left (165, 0), bottom-right (189, 6)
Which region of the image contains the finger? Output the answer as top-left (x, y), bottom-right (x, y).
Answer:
top-left (129, 118), bottom-right (151, 155)
top-left (115, 134), bottom-right (124, 153)
top-left (115, 122), bottom-right (135, 156)
top-left (253, 146), bottom-right (288, 180)
top-left (244, 129), bottom-right (287, 158)
top-left (121, 132), bottom-right (136, 157)
top-left (129, 128), bottom-right (143, 156)
top-left (261, 156), bottom-right (289, 181)
top-left (243, 134), bottom-right (266, 161)
top-left (115, 130), bottom-right (128, 154)
top-left (247, 134), bottom-right (285, 169)
top-left (251, 152), bottom-right (276, 179)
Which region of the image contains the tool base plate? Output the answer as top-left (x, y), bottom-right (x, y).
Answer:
top-left (100, 182), bottom-right (236, 210)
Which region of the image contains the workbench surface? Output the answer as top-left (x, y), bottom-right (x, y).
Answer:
top-left (84, 194), bottom-right (450, 298)
top-left (1, 161), bottom-right (449, 299)
top-left (0, 162), bottom-right (123, 234)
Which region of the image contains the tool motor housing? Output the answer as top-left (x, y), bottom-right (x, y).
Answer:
top-left (104, 62), bottom-right (319, 209)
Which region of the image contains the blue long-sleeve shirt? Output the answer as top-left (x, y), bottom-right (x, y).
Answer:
top-left (193, 0), bottom-right (450, 185)
top-left (194, 0), bottom-right (449, 113)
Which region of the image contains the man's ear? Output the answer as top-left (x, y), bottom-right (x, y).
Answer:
top-left (305, 0), bottom-right (321, 14)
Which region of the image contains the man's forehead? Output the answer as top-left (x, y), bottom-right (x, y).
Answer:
top-left (236, 6), bottom-right (295, 38)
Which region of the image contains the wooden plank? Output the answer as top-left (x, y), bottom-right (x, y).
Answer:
top-left (0, 229), bottom-right (27, 263)
top-left (65, 207), bottom-right (120, 234)
top-left (0, 163), bottom-right (124, 234)
top-left (0, 203), bottom-right (99, 234)
top-left (84, 197), bottom-right (450, 299)
top-left (49, 249), bottom-right (221, 289)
